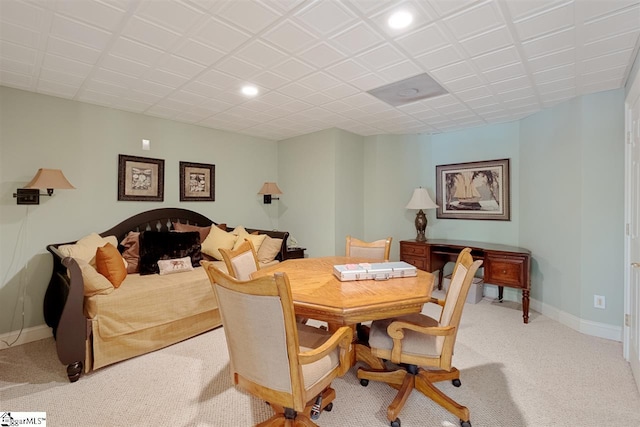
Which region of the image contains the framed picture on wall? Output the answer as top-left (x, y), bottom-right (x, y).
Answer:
top-left (435, 158), bottom-right (510, 220)
top-left (118, 154), bottom-right (165, 201)
top-left (179, 161), bottom-right (215, 202)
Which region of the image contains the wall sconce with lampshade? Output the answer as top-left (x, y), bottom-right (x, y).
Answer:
top-left (13, 168), bottom-right (76, 205)
top-left (258, 182), bottom-right (282, 204)
top-left (405, 187), bottom-right (438, 241)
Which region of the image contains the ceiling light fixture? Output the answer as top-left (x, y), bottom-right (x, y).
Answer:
top-left (241, 85), bottom-right (258, 97)
top-left (388, 10), bottom-right (413, 29)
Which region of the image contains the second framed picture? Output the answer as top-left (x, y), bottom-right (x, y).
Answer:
top-left (180, 161), bottom-right (215, 202)
top-left (118, 154), bottom-right (165, 201)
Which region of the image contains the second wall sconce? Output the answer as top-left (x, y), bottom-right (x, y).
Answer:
top-left (258, 182), bottom-right (282, 204)
top-left (13, 168), bottom-right (76, 205)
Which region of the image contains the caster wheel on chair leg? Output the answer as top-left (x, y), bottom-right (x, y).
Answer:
top-left (452, 379), bottom-right (461, 387)
top-left (390, 418), bottom-right (401, 427)
top-left (360, 378), bottom-right (369, 386)
top-left (460, 419), bottom-right (472, 427)
top-left (324, 402), bottom-right (333, 412)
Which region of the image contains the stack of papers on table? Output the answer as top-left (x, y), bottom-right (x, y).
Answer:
top-left (333, 261), bottom-right (417, 282)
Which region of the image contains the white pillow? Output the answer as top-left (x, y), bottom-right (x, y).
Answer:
top-left (257, 235), bottom-right (283, 263)
top-left (157, 257), bottom-right (194, 275)
top-left (201, 226), bottom-right (238, 261)
top-left (58, 233), bottom-right (118, 266)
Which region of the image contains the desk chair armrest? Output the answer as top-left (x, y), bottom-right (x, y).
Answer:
top-left (387, 320), bottom-right (456, 340)
top-left (299, 326), bottom-right (353, 367)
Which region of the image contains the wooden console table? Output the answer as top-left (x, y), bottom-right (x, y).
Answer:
top-left (400, 239), bottom-right (532, 323)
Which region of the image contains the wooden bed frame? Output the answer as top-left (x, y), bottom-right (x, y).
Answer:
top-left (44, 207), bottom-right (289, 381)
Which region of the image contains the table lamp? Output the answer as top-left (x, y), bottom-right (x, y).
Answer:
top-left (405, 187), bottom-right (438, 242)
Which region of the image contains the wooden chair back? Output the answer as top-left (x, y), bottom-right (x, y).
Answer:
top-left (345, 235), bottom-right (392, 261)
top-left (219, 239), bottom-right (260, 281)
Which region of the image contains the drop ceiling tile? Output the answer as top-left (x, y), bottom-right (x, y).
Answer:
top-left (441, 74), bottom-right (483, 92)
top-left (76, 89), bottom-right (118, 106)
top-left (144, 68), bottom-right (190, 87)
top-left (533, 63), bottom-right (575, 84)
top-left (0, 57), bottom-right (34, 76)
top-left (54, 0), bottom-right (126, 30)
top-left (581, 66), bottom-right (626, 85)
top-left (0, 70), bottom-right (32, 89)
top-left (93, 67), bottom-right (139, 86)
top-left (110, 37), bottom-right (164, 66)
top-left (0, 40), bottom-right (36, 65)
top-left (137, 0), bottom-right (203, 34)
top-left (536, 76), bottom-right (576, 94)
top-left (428, 0), bottom-right (479, 17)
top-left (121, 16), bottom-right (181, 51)
top-left (0, 0), bottom-right (47, 31)
top-left (323, 82), bottom-right (360, 98)
top-left (297, 72), bottom-right (341, 90)
top-left (42, 53), bottom-right (93, 77)
top-left (216, 0), bottom-right (280, 34)
top-left (197, 69), bottom-right (241, 89)
top-left (250, 71), bottom-right (289, 89)
top-left (377, 60), bottom-right (423, 82)
top-left (513, 2), bottom-right (573, 41)
top-left (298, 42), bottom-right (347, 68)
top-left (356, 43), bottom-right (405, 71)
top-left (330, 21), bottom-right (385, 56)
top-left (51, 13), bottom-right (113, 51)
top-left (46, 36), bottom-right (102, 65)
top-left (455, 85), bottom-right (493, 101)
top-left (431, 60), bottom-right (475, 82)
top-left (414, 44), bottom-right (464, 70)
top-left (323, 99), bottom-right (357, 113)
top-left (505, 0), bottom-right (567, 22)
top-left (349, 73), bottom-right (387, 91)
top-left (483, 62), bottom-right (527, 83)
top-left (146, 104), bottom-right (181, 118)
top-left (0, 20), bottom-right (40, 49)
top-left (102, 54), bottom-right (149, 77)
top-left (83, 78), bottom-right (128, 96)
top-left (191, 17), bottom-right (251, 53)
top-left (527, 48), bottom-right (575, 73)
top-left (395, 24), bottom-right (449, 56)
top-left (235, 40), bottom-right (289, 69)
top-left (156, 97), bottom-right (193, 112)
top-left (168, 89), bottom-right (209, 105)
top-left (581, 0), bottom-right (639, 21)
top-left (216, 56), bottom-right (262, 80)
top-left (472, 46), bottom-right (520, 72)
top-left (262, 19), bottom-right (318, 53)
top-left (583, 4), bottom-right (640, 43)
top-left (39, 67), bottom-right (85, 87)
top-left (491, 75), bottom-right (531, 93)
top-left (458, 26), bottom-right (513, 57)
top-left (278, 82), bottom-right (315, 98)
top-left (581, 30), bottom-right (640, 61)
top-left (136, 79), bottom-right (175, 97)
top-left (521, 27), bottom-right (574, 58)
top-left (271, 58), bottom-right (316, 80)
top-left (443, 0), bottom-right (503, 40)
top-left (125, 89), bottom-right (163, 104)
top-left (582, 49), bottom-right (633, 74)
top-left (174, 38), bottom-right (225, 66)
top-left (325, 59), bottom-right (370, 81)
top-left (295, 0), bottom-right (357, 36)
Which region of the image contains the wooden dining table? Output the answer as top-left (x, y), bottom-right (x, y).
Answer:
top-left (252, 256), bottom-right (435, 366)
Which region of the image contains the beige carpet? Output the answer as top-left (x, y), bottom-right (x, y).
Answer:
top-left (1, 294), bottom-right (639, 427)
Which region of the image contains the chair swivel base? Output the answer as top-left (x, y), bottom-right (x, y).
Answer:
top-left (259, 387), bottom-right (336, 427)
top-left (357, 365), bottom-right (471, 427)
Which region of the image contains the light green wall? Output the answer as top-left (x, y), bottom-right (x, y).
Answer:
top-left (0, 87), bottom-right (277, 335)
top-left (278, 128), bottom-right (337, 257)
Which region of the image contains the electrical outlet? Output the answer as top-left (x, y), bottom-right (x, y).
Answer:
top-left (594, 294), bottom-right (606, 309)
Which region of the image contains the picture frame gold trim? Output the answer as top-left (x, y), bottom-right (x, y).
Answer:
top-left (179, 161), bottom-right (215, 202)
top-left (436, 158), bottom-right (510, 221)
top-left (118, 154), bottom-right (164, 202)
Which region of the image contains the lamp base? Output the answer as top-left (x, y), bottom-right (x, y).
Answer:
top-left (414, 209), bottom-right (427, 242)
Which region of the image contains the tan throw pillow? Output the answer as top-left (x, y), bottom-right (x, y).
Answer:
top-left (157, 256), bottom-right (194, 275)
top-left (120, 231), bottom-right (140, 274)
top-left (257, 235), bottom-right (283, 263)
top-left (233, 233), bottom-right (267, 252)
top-left (76, 259), bottom-right (114, 297)
top-left (95, 243), bottom-right (127, 287)
top-left (201, 226), bottom-right (238, 261)
top-left (172, 222), bottom-right (211, 244)
top-left (59, 233), bottom-right (107, 264)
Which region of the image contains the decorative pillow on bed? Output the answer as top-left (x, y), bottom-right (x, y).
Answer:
top-left (120, 231), bottom-right (140, 274)
top-left (138, 231), bottom-right (202, 275)
top-left (76, 259), bottom-right (114, 296)
top-left (58, 233), bottom-right (118, 265)
top-left (233, 233), bottom-right (266, 252)
top-left (257, 235), bottom-right (283, 263)
top-left (201, 226), bottom-right (237, 261)
top-left (157, 256), bottom-right (194, 275)
top-left (172, 222), bottom-right (212, 243)
top-left (95, 243), bottom-right (128, 287)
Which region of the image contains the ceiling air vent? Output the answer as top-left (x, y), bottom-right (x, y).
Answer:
top-left (367, 73), bottom-right (447, 106)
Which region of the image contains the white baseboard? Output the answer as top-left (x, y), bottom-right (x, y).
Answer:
top-left (483, 285), bottom-right (622, 342)
top-left (0, 324), bottom-right (52, 350)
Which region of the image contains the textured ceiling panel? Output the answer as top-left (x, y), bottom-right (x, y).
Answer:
top-left (0, 0), bottom-right (638, 140)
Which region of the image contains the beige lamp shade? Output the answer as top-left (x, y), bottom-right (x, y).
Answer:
top-left (258, 182), bottom-right (282, 195)
top-left (405, 187), bottom-right (438, 210)
top-left (25, 168), bottom-right (75, 192)
top-left (406, 187), bottom-right (437, 242)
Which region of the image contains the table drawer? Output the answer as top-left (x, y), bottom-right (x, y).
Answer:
top-left (401, 255), bottom-right (427, 270)
top-left (484, 255), bottom-right (526, 288)
top-left (400, 242), bottom-right (427, 256)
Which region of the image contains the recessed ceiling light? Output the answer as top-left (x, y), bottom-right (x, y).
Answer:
top-left (241, 85), bottom-right (258, 96)
top-left (388, 10), bottom-right (413, 29)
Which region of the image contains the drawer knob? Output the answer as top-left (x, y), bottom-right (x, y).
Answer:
top-left (502, 270), bottom-right (507, 274)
